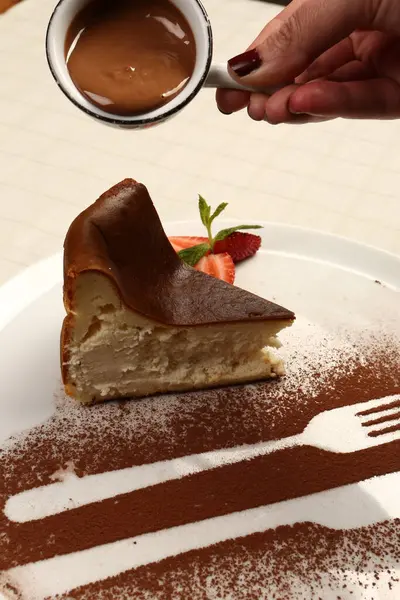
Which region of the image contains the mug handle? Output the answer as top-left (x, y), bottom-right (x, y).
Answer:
top-left (204, 62), bottom-right (282, 95)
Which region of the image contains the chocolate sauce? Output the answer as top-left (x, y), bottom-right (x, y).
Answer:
top-left (65, 0), bottom-right (196, 116)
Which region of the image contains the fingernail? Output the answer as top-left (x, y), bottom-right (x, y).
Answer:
top-left (218, 107), bottom-right (232, 115)
top-left (228, 49), bottom-right (262, 78)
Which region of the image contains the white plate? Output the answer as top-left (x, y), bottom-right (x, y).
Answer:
top-left (0, 222), bottom-right (399, 600)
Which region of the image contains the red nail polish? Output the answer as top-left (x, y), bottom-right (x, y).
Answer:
top-left (228, 49), bottom-right (262, 77)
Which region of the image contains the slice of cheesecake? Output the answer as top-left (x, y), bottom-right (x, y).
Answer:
top-left (62, 179), bottom-right (295, 403)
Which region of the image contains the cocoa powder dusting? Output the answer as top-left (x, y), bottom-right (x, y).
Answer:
top-left (63, 520), bottom-right (400, 600)
top-left (2, 441), bottom-right (400, 568)
top-left (0, 330), bottom-right (399, 598)
top-left (362, 409), bottom-right (400, 427)
top-left (368, 423), bottom-right (400, 437)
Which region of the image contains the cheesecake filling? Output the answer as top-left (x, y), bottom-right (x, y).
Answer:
top-left (63, 273), bottom-right (291, 403)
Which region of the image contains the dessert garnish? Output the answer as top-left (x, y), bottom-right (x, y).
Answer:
top-left (169, 196), bottom-right (262, 283)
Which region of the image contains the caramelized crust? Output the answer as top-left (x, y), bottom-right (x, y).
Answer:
top-left (64, 179), bottom-right (295, 327)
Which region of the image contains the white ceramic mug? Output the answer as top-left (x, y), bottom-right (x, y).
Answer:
top-left (46, 0), bottom-right (280, 129)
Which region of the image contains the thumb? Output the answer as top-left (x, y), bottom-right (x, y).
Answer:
top-left (227, 0), bottom-right (381, 86)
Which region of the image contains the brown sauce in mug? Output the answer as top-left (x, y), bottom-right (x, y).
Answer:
top-left (65, 0), bottom-right (196, 116)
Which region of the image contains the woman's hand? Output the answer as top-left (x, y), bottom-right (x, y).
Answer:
top-left (216, 0), bottom-right (400, 124)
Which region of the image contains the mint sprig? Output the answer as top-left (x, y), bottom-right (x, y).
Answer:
top-left (178, 243), bottom-right (210, 267)
top-left (178, 195), bottom-right (262, 266)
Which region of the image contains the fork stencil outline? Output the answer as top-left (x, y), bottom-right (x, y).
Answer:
top-left (4, 394), bottom-right (400, 524)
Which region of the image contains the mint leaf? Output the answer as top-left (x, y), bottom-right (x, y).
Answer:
top-left (210, 202), bottom-right (228, 224)
top-left (178, 243), bottom-right (210, 267)
top-left (198, 195), bottom-right (211, 228)
top-left (197, 195), bottom-right (262, 251)
top-left (214, 225), bottom-right (263, 243)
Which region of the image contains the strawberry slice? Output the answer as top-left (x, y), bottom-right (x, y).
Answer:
top-left (169, 236), bottom-right (208, 253)
top-left (195, 252), bottom-right (235, 284)
top-left (214, 232), bottom-right (261, 263)
top-left (172, 195), bottom-right (262, 275)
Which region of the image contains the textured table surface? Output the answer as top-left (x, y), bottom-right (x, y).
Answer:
top-left (0, 0), bottom-right (399, 286)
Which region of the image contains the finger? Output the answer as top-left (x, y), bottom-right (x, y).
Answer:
top-left (246, 85), bottom-right (332, 124)
top-left (264, 87), bottom-right (333, 124)
top-left (296, 38), bottom-right (355, 83)
top-left (227, 0), bottom-right (377, 86)
top-left (248, 93), bottom-right (269, 121)
top-left (215, 88), bottom-right (250, 114)
top-left (289, 78), bottom-right (400, 119)
top-left (264, 84), bottom-right (299, 123)
top-left (370, 36), bottom-right (400, 85)
top-left (247, 85), bottom-right (298, 122)
top-left (297, 30), bottom-right (385, 83)
top-left (272, 115), bottom-right (333, 125)
top-left (328, 60), bottom-right (373, 82)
